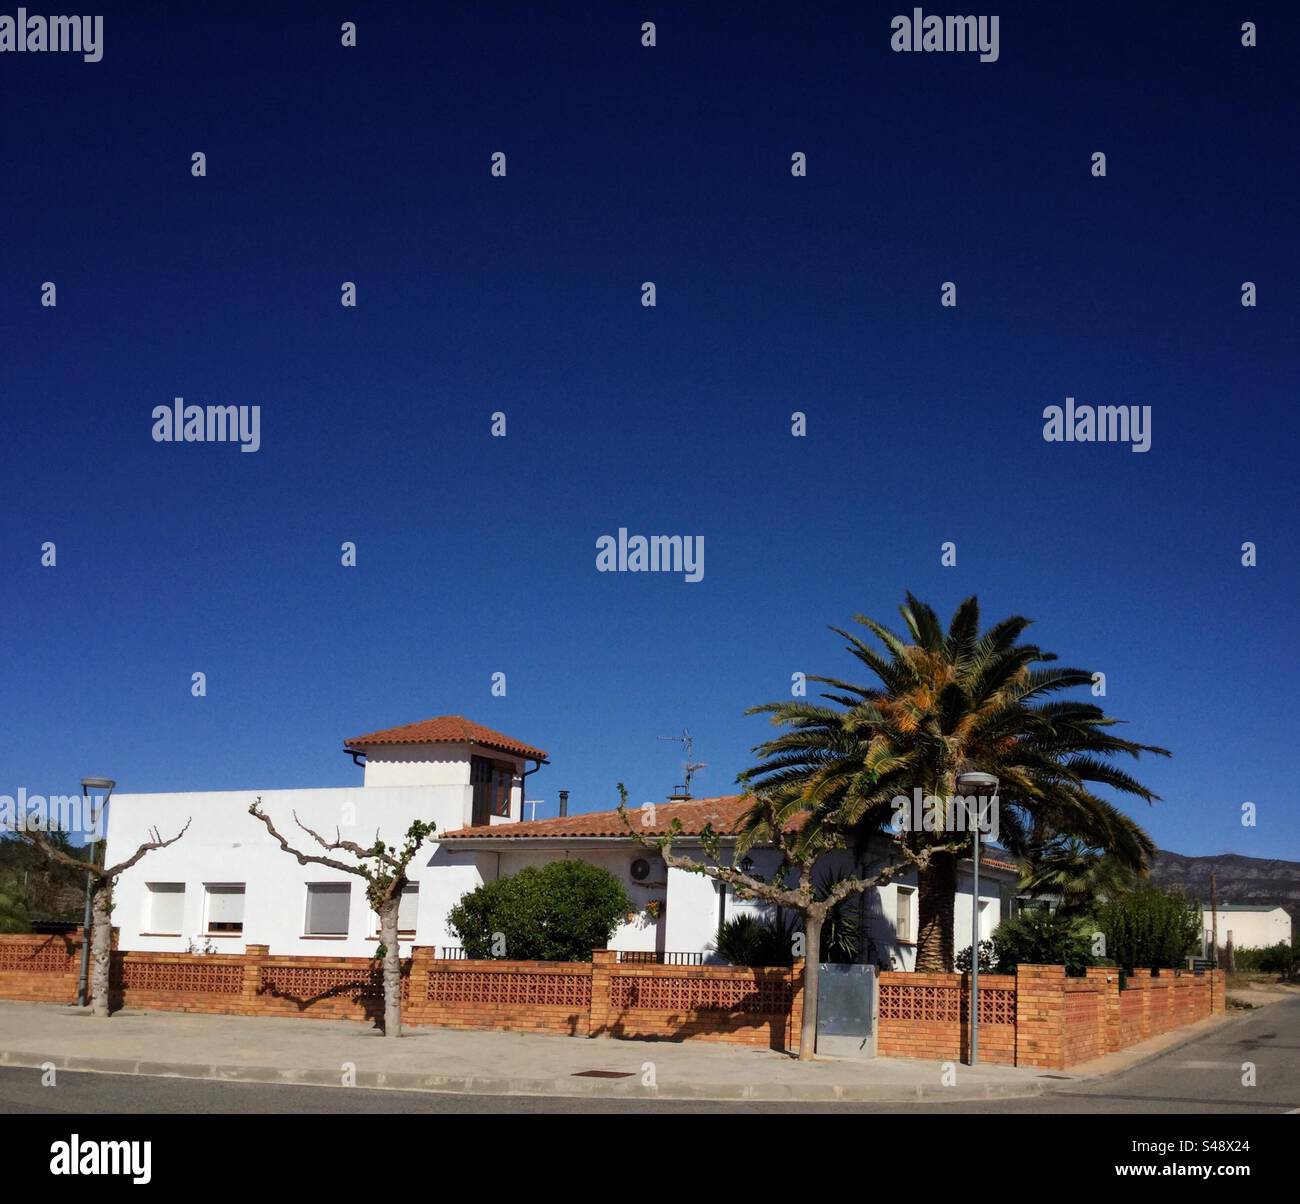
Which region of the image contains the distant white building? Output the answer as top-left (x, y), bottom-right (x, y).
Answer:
top-left (1202, 905), bottom-right (1292, 952)
top-left (103, 715), bottom-right (1018, 969)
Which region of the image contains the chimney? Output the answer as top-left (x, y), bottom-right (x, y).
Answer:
top-left (558, 790), bottom-right (569, 817)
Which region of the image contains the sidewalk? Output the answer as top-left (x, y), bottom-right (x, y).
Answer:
top-left (0, 1001), bottom-right (1049, 1103)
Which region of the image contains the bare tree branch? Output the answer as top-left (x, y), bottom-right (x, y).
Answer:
top-left (249, 801), bottom-right (366, 877)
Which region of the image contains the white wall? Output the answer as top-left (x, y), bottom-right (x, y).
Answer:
top-left (417, 840), bottom-right (1018, 969)
top-left (359, 744), bottom-right (527, 825)
top-left (105, 784), bottom-right (466, 957)
top-left (1203, 908), bottom-right (1292, 951)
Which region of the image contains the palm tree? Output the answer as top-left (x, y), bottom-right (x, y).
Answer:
top-left (1019, 835), bottom-right (1139, 916)
top-left (740, 594), bottom-right (1169, 971)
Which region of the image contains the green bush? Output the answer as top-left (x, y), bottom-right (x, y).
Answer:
top-left (1096, 886), bottom-right (1201, 973)
top-left (955, 939), bottom-right (996, 973)
top-left (713, 912), bottom-right (797, 966)
top-left (991, 909), bottom-right (1098, 975)
top-left (447, 860), bottom-right (630, 962)
top-left (1234, 940), bottom-right (1299, 978)
top-left (0, 884), bottom-right (31, 934)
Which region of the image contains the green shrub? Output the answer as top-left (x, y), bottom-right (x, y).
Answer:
top-left (1096, 886), bottom-right (1201, 973)
top-left (447, 859), bottom-right (630, 962)
top-left (1234, 940), bottom-right (1299, 978)
top-left (0, 885), bottom-right (30, 934)
top-left (955, 939), bottom-right (996, 973)
top-left (991, 909), bottom-right (1098, 975)
top-left (713, 912), bottom-right (797, 966)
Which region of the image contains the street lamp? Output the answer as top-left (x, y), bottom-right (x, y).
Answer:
top-left (77, 777), bottom-right (116, 1008)
top-left (956, 770), bottom-right (998, 1067)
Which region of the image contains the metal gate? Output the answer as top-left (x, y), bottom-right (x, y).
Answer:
top-left (814, 963), bottom-right (877, 1058)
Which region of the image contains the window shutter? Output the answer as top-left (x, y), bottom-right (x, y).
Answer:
top-left (206, 885), bottom-right (245, 927)
top-left (306, 884), bottom-right (351, 935)
top-left (398, 883), bottom-right (419, 933)
top-left (148, 883), bottom-right (185, 933)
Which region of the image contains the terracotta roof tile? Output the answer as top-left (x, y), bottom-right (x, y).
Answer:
top-left (442, 794), bottom-right (753, 839)
top-left (344, 715), bottom-right (547, 761)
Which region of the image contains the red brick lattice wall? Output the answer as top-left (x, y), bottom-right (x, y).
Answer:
top-left (599, 956), bottom-right (798, 1048)
top-left (877, 972), bottom-right (1018, 1064)
top-left (0, 934), bottom-right (1223, 1064)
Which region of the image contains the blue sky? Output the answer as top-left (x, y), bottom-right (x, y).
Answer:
top-left (2, 2), bottom-right (1297, 859)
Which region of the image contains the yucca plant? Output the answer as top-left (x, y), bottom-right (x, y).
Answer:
top-left (741, 594), bottom-right (1169, 971)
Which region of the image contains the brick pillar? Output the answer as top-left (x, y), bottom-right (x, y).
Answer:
top-left (788, 959), bottom-right (805, 1057)
top-left (1133, 969), bottom-right (1152, 1039)
top-left (1015, 964), bottom-right (1065, 1069)
top-left (589, 949), bottom-right (614, 1038)
top-left (406, 945), bottom-right (432, 1024)
top-left (1086, 966), bottom-right (1120, 1054)
top-left (1210, 968), bottom-right (1226, 1015)
top-left (242, 944), bottom-right (268, 1014)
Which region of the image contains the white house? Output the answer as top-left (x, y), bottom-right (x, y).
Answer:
top-left (1202, 905), bottom-right (1292, 952)
top-left (103, 715), bottom-right (1018, 968)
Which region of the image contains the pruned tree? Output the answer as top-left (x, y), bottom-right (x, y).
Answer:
top-left (616, 784), bottom-right (951, 1061)
top-left (249, 798), bottom-right (433, 1038)
top-left (12, 820), bottom-right (191, 1016)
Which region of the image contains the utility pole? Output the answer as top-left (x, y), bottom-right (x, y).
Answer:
top-left (1209, 872), bottom-right (1219, 967)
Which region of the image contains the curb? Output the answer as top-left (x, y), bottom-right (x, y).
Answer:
top-left (0, 1049), bottom-right (1050, 1104)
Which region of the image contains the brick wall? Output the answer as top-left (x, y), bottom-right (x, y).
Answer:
top-left (0, 935), bottom-right (1224, 1066)
top-left (0, 935), bottom-right (802, 1052)
top-left (592, 950), bottom-right (798, 1050)
top-left (0, 934), bottom-right (83, 1003)
top-left (877, 971), bottom-right (1018, 1064)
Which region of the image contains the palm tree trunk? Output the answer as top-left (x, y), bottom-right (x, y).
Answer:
top-left (915, 852), bottom-right (956, 971)
top-left (797, 911), bottom-right (823, 1061)
top-left (378, 896), bottom-right (402, 1038)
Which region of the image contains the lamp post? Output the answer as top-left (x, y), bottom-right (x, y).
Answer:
top-left (76, 777), bottom-right (115, 1008)
top-left (956, 771), bottom-right (998, 1066)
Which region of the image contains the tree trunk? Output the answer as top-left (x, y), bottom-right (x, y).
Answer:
top-left (915, 852), bottom-right (957, 971)
top-left (90, 877), bottom-right (113, 1018)
top-left (378, 895), bottom-right (402, 1038)
top-left (797, 911), bottom-right (823, 1061)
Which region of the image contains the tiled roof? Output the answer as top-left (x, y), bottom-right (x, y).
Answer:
top-left (344, 715), bottom-right (547, 761)
top-left (442, 795), bottom-right (755, 839)
top-left (441, 793), bottom-right (1022, 874)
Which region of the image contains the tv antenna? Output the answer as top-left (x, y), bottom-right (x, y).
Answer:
top-left (659, 729), bottom-right (706, 800)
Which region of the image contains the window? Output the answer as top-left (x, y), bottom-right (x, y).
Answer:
top-left (470, 756), bottom-right (515, 824)
top-left (371, 883), bottom-right (419, 938)
top-left (896, 886), bottom-right (915, 943)
top-left (205, 884), bottom-right (245, 935)
top-left (304, 883), bottom-right (351, 937)
top-left (146, 883), bottom-right (185, 934)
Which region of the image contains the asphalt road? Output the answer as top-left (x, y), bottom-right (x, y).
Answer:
top-left (4, 998), bottom-right (1297, 1114)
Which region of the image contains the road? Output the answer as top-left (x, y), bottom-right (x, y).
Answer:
top-left (4, 998), bottom-right (1297, 1114)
